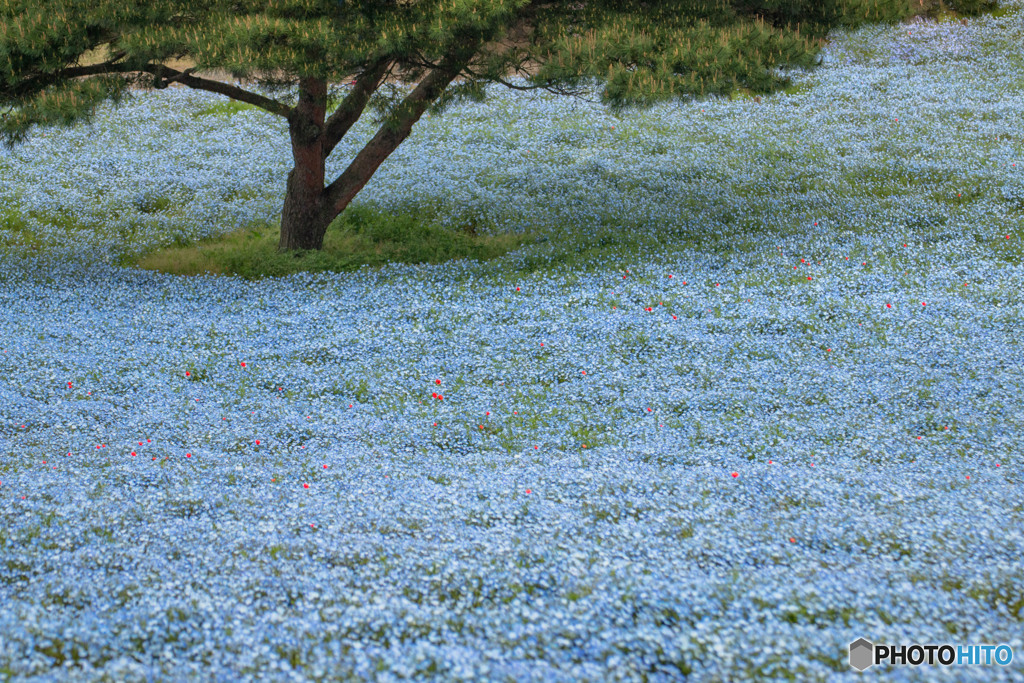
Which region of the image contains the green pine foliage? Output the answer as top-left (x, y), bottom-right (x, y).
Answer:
top-left (2, 0), bottom-right (999, 142)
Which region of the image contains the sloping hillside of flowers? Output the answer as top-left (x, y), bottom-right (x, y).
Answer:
top-left (0, 4), bottom-right (1022, 681)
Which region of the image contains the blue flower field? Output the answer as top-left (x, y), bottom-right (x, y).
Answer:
top-left (0, 4), bottom-right (1022, 681)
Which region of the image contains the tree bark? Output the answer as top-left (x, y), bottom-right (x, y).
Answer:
top-left (279, 167), bottom-right (334, 251)
top-left (278, 77), bottom-right (333, 251)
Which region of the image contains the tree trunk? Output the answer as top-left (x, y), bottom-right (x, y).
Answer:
top-left (277, 52), bottom-right (474, 252)
top-left (278, 162), bottom-right (333, 251)
top-left (276, 134), bottom-right (367, 251)
top-left (278, 77), bottom-right (333, 251)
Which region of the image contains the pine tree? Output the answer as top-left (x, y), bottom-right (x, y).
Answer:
top-left (0, 0), bottom-right (997, 251)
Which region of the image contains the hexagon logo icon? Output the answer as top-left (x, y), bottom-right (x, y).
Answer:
top-left (849, 638), bottom-right (874, 671)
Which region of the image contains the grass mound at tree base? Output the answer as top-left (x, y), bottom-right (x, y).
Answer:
top-left (125, 204), bottom-right (536, 279)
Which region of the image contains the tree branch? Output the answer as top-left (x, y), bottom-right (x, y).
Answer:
top-left (321, 49), bottom-right (477, 216)
top-left (321, 57), bottom-right (392, 158)
top-left (140, 64), bottom-right (293, 118)
top-left (64, 51), bottom-right (129, 78)
top-left (6, 55), bottom-right (296, 120)
top-left (491, 75), bottom-right (554, 91)
top-left (1, 51), bottom-right (128, 100)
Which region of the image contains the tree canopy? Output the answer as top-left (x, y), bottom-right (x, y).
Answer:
top-left (0, 0), bottom-right (999, 252)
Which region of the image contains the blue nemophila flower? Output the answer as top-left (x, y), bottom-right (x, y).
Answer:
top-left (0, 3), bottom-right (1022, 680)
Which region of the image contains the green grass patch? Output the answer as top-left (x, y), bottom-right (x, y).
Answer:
top-left (192, 100), bottom-right (262, 118)
top-left (989, 4), bottom-right (1017, 17)
top-left (782, 82), bottom-right (813, 97)
top-left (0, 208), bottom-right (42, 252)
top-left (915, 0), bottom-right (1002, 20)
top-left (124, 203), bottom-right (536, 279)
